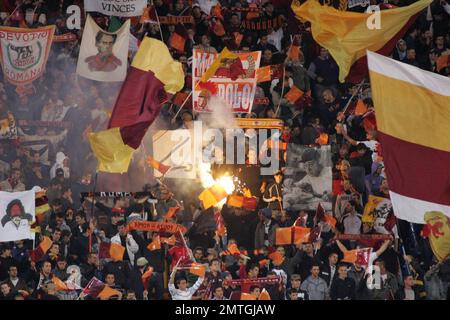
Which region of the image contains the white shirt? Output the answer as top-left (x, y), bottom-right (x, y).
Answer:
top-left (10, 278), bottom-right (19, 287)
top-left (343, 214), bottom-right (362, 235)
top-left (404, 288), bottom-right (415, 300)
top-left (169, 277), bottom-right (204, 300)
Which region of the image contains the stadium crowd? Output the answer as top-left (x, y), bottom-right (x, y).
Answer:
top-left (0, 0), bottom-right (449, 300)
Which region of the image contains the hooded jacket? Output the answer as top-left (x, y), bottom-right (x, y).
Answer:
top-left (50, 152), bottom-right (69, 179)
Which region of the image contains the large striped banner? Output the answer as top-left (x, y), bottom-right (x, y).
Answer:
top-left (368, 51), bottom-right (450, 224)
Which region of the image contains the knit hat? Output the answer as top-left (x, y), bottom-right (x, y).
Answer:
top-left (136, 257), bottom-right (148, 267)
top-left (260, 207), bottom-right (272, 219)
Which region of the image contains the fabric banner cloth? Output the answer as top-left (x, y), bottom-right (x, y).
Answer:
top-left (368, 51), bottom-right (450, 224)
top-left (0, 113), bottom-right (17, 139)
top-left (291, 0), bottom-right (432, 82)
top-left (77, 15), bottom-right (130, 82)
top-left (152, 129), bottom-right (197, 180)
top-left (283, 145), bottom-right (333, 211)
top-left (362, 195), bottom-right (394, 234)
top-left (0, 25), bottom-right (55, 85)
top-left (192, 49), bottom-right (261, 113)
top-left (84, 0), bottom-right (147, 17)
top-left (127, 220), bottom-right (187, 234)
top-left (0, 189), bottom-right (36, 242)
top-left (224, 276), bottom-right (282, 287)
top-left (158, 16), bottom-right (194, 24)
top-left (235, 118), bottom-right (284, 130)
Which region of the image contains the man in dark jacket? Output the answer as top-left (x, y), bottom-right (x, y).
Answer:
top-left (255, 208), bottom-right (279, 249)
top-left (5, 265), bottom-right (29, 295)
top-left (129, 257), bottom-right (150, 300)
top-left (320, 252), bottom-right (339, 287)
top-left (349, 143), bottom-right (373, 176)
top-left (330, 264), bottom-right (356, 300)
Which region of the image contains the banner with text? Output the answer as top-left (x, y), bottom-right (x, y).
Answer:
top-left (0, 25), bottom-right (55, 85)
top-left (84, 0), bottom-right (147, 17)
top-left (192, 49), bottom-right (261, 113)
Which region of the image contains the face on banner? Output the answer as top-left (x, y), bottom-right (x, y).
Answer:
top-left (0, 25), bottom-right (55, 85)
top-left (283, 145), bottom-right (333, 211)
top-left (0, 190), bottom-right (35, 242)
top-left (76, 15), bottom-right (129, 82)
top-left (193, 49), bottom-right (261, 113)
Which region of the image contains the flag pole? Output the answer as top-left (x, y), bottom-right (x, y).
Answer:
top-left (89, 171), bottom-right (99, 253)
top-left (153, 2), bottom-right (164, 42)
top-left (342, 79), bottom-right (365, 115)
top-left (275, 38), bottom-right (295, 117)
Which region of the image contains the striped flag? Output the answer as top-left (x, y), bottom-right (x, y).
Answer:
top-left (342, 248), bottom-right (372, 267)
top-left (83, 277), bottom-right (121, 299)
top-left (146, 156), bottom-right (171, 174)
top-left (98, 242), bottom-right (125, 261)
top-left (35, 191), bottom-right (50, 224)
top-left (368, 51), bottom-right (450, 224)
top-left (291, 0), bottom-right (432, 82)
top-left (227, 195), bottom-right (258, 211)
top-left (30, 236), bottom-right (52, 262)
top-left (88, 37), bottom-right (184, 173)
top-left (198, 184), bottom-right (228, 209)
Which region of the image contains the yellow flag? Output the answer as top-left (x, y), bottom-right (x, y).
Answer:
top-left (200, 47), bottom-right (238, 82)
top-left (88, 127), bottom-right (134, 173)
top-left (291, 0), bottom-right (432, 82)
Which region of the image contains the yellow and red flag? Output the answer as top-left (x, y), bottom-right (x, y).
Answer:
top-left (198, 184), bottom-right (228, 209)
top-left (89, 37), bottom-right (184, 173)
top-left (146, 156), bottom-right (171, 174)
top-left (30, 236), bottom-right (52, 262)
top-left (368, 51), bottom-right (450, 224)
top-left (99, 242), bottom-right (125, 261)
top-left (291, 0), bottom-right (432, 82)
top-left (422, 211), bottom-right (450, 262)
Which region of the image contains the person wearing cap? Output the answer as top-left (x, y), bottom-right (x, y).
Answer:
top-left (262, 171), bottom-right (284, 212)
top-left (255, 207), bottom-right (279, 249)
top-left (129, 257), bottom-right (153, 300)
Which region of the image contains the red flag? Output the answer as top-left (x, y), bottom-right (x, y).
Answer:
top-left (314, 203), bottom-right (325, 225)
top-left (30, 236), bottom-right (52, 262)
top-left (98, 242), bottom-right (125, 261)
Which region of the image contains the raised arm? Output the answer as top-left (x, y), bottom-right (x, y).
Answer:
top-left (335, 240), bottom-right (348, 253)
top-left (375, 240), bottom-right (391, 258)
